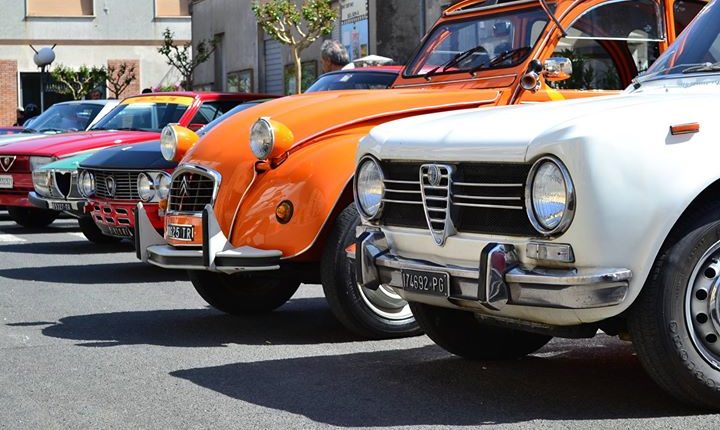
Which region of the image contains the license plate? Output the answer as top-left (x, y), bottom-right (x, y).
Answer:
top-left (401, 269), bottom-right (450, 297)
top-left (50, 202), bottom-right (73, 211)
top-left (167, 224), bottom-right (195, 241)
top-left (0, 175), bottom-right (12, 189)
top-left (105, 226), bottom-right (132, 238)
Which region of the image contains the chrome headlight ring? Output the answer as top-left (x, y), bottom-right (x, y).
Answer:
top-left (77, 170), bottom-right (95, 198)
top-left (160, 124), bottom-right (178, 161)
top-left (354, 155), bottom-right (386, 221)
top-left (249, 117), bottom-right (275, 160)
top-left (137, 172), bottom-right (156, 202)
top-left (525, 155), bottom-right (575, 236)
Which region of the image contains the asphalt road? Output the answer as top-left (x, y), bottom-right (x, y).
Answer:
top-left (1, 213), bottom-right (719, 429)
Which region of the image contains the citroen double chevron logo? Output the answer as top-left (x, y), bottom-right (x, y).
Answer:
top-left (179, 176), bottom-right (190, 197)
top-left (0, 156), bottom-right (16, 172)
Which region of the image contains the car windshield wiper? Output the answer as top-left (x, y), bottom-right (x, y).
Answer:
top-left (21, 128), bottom-right (37, 133)
top-left (424, 45), bottom-right (488, 79)
top-left (38, 128), bottom-right (65, 133)
top-left (635, 63), bottom-right (714, 87)
top-left (473, 46), bottom-right (532, 72)
top-left (682, 62), bottom-right (720, 74)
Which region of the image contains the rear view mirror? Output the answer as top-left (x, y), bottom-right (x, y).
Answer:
top-left (542, 57), bottom-right (572, 82)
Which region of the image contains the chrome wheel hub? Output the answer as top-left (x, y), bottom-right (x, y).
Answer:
top-left (357, 283), bottom-right (413, 321)
top-left (686, 242), bottom-right (720, 370)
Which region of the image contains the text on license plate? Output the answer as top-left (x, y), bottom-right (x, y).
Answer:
top-left (401, 269), bottom-right (450, 297)
top-left (0, 175), bottom-right (12, 189)
top-left (167, 224), bottom-right (194, 241)
top-left (51, 202), bottom-right (73, 211)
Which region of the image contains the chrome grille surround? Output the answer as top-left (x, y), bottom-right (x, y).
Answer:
top-left (379, 161), bottom-right (535, 238)
top-left (167, 164), bottom-right (222, 214)
top-left (47, 170), bottom-right (83, 200)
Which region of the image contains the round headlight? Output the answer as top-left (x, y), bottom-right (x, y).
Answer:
top-left (250, 118), bottom-right (274, 160)
top-left (355, 157), bottom-right (385, 220)
top-left (155, 172), bottom-right (172, 200)
top-left (78, 171), bottom-right (95, 198)
top-left (137, 173), bottom-right (155, 202)
top-left (160, 125), bottom-right (177, 161)
top-left (527, 157), bottom-right (575, 235)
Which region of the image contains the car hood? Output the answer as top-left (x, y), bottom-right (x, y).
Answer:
top-left (0, 130), bottom-right (159, 158)
top-left (0, 133), bottom-right (48, 147)
top-left (80, 140), bottom-right (176, 170)
top-left (39, 151), bottom-right (97, 171)
top-left (361, 87), bottom-right (715, 163)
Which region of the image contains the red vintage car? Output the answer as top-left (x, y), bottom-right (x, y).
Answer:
top-left (0, 92), bottom-right (269, 228)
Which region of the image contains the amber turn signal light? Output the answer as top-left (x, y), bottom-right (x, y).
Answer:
top-left (158, 198), bottom-right (168, 210)
top-left (670, 123), bottom-right (700, 136)
top-left (275, 200), bottom-right (294, 224)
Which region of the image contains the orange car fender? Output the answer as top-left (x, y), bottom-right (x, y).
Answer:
top-left (227, 129), bottom-right (369, 260)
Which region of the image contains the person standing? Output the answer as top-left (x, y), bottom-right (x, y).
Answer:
top-left (320, 40), bottom-right (350, 73)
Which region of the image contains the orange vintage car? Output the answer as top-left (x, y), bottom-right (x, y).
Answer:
top-left (136, 0), bottom-right (704, 339)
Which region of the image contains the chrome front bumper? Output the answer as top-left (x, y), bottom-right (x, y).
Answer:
top-left (351, 227), bottom-right (632, 312)
top-left (28, 192), bottom-right (86, 214)
top-left (135, 203), bottom-right (282, 273)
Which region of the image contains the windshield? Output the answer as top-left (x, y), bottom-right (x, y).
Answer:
top-left (26, 103), bottom-right (103, 133)
top-left (91, 101), bottom-right (190, 132)
top-left (640, 1), bottom-right (719, 81)
top-left (404, 6), bottom-right (549, 77)
top-left (306, 71), bottom-right (398, 91)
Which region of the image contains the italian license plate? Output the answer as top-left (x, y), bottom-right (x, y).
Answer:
top-left (0, 175), bottom-right (12, 189)
top-left (50, 202), bottom-right (73, 211)
top-left (401, 269), bottom-right (450, 297)
top-left (167, 224), bottom-right (194, 241)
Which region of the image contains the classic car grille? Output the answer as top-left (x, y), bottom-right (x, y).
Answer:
top-left (168, 170), bottom-right (216, 213)
top-left (49, 171), bottom-right (82, 199)
top-left (87, 170), bottom-right (140, 201)
top-left (380, 161), bottom-right (536, 236)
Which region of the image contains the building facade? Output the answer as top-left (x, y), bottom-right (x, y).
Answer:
top-left (0, 0), bottom-right (192, 126)
top-left (191, 0), bottom-right (460, 94)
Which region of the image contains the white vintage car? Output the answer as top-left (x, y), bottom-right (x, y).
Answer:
top-left (353, 2), bottom-right (720, 408)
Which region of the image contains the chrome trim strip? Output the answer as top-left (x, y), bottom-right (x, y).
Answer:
top-left (454, 182), bottom-right (524, 188)
top-left (382, 199), bottom-right (423, 205)
top-left (453, 202), bottom-right (524, 210)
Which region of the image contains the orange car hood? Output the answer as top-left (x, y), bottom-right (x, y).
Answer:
top-left (181, 87), bottom-right (503, 227)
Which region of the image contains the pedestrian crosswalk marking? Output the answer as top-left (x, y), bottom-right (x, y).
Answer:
top-left (0, 234), bottom-right (26, 243)
top-left (67, 232), bottom-right (86, 240)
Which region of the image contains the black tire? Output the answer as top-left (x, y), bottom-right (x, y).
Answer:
top-left (78, 216), bottom-right (122, 244)
top-left (7, 206), bottom-right (58, 228)
top-left (411, 302), bottom-right (552, 360)
top-left (628, 212), bottom-right (720, 410)
top-left (188, 271), bottom-right (300, 315)
top-left (321, 204), bottom-right (421, 339)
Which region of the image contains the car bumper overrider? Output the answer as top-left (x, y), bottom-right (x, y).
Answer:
top-left (351, 226), bottom-right (633, 325)
top-left (135, 203), bottom-right (282, 273)
top-left (28, 192), bottom-right (86, 214)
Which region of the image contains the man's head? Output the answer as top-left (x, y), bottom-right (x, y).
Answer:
top-left (320, 40), bottom-right (350, 73)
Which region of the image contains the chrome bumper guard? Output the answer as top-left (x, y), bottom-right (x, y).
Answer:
top-left (135, 203), bottom-right (282, 273)
top-left (28, 192), bottom-right (85, 214)
top-left (351, 228), bottom-right (632, 311)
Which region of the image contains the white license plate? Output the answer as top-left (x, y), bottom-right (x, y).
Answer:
top-left (50, 202), bottom-right (73, 211)
top-left (401, 269), bottom-right (450, 297)
top-left (0, 175), bottom-right (12, 189)
top-left (167, 224), bottom-right (195, 241)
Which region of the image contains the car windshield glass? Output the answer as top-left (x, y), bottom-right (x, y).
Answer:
top-left (25, 103), bottom-right (103, 132)
top-left (404, 6), bottom-right (549, 77)
top-left (198, 101), bottom-right (265, 136)
top-left (91, 102), bottom-right (190, 132)
top-left (639, 1), bottom-right (719, 82)
top-left (305, 71), bottom-right (398, 91)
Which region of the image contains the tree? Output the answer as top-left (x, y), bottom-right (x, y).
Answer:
top-left (158, 28), bottom-right (219, 90)
top-left (253, 0), bottom-right (336, 94)
top-left (106, 62), bottom-right (137, 99)
top-left (50, 65), bottom-right (107, 100)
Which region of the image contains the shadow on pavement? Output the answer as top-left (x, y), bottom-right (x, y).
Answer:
top-left (170, 339), bottom-right (700, 426)
top-left (0, 261), bottom-right (187, 284)
top-left (0, 240), bottom-right (132, 255)
top-left (28, 297), bottom-right (359, 347)
top-left (0, 222), bottom-right (80, 235)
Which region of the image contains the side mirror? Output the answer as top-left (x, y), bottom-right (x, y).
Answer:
top-left (542, 57), bottom-right (572, 82)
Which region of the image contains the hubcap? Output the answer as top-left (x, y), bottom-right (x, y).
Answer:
top-left (686, 241), bottom-right (720, 370)
top-left (357, 282), bottom-right (413, 321)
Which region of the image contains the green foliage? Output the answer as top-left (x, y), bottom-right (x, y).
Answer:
top-left (106, 62), bottom-right (137, 99)
top-left (50, 64), bottom-right (107, 100)
top-left (158, 28), bottom-right (219, 90)
top-left (252, 0), bottom-right (336, 93)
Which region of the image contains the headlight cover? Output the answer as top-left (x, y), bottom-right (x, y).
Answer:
top-left (32, 170), bottom-right (51, 197)
top-left (29, 156), bottom-right (54, 172)
top-left (137, 173), bottom-right (155, 202)
top-left (155, 172), bottom-right (172, 200)
top-left (78, 171), bottom-right (95, 198)
top-left (526, 156), bottom-right (575, 235)
top-left (354, 156), bottom-right (385, 220)
top-left (250, 118), bottom-right (274, 160)
top-left (160, 125), bottom-right (177, 161)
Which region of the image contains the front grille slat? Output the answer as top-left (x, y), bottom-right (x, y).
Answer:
top-left (168, 170), bottom-right (215, 213)
top-left (380, 161), bottom-right (536, 236)
top-left (85, 169), bottom-right (139, 200)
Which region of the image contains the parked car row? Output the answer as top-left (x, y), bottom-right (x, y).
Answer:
top-left (1, 0), bottom-right (718, 410)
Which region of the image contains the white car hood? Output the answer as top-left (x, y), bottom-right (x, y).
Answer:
top-left (360, 84), bottom-right (720, 163)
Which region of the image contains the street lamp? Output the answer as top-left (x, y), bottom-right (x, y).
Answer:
top-left (30, 45), bottom-right (56, 112)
